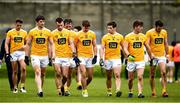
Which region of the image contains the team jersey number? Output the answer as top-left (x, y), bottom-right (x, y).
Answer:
top-left (82, 40), bottom-right (91, 46)
top-left (133, 42), bottom-right (142, 48)
top-left (109, 42), bottom-right (117, 48)
top-left (58, 38), bottom-right (66, 45)
top-left (14, 37), bottom-right (22, 43)
top-left (36, 38), bottom-right (45, 44)
top-left (155, 38), bottom-right (163, 44)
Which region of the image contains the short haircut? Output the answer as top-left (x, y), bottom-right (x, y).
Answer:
top-left (16, 19), bottom-right (23, 23)
top-left (6, 28), bottom-right (12, 33)
top-left (133, 20), bottom-right (143, 28)
top-left (35, 15), bottom-right (45, 22)
top-left (155, 20), bottom-right (163, 27)
top-left (171, 41), bottom-right (176, 46)
top-left (64, 19), bottom-right (72, 24)
top-left (74, 26), bottom-right (82, 31)
top-left (107, 21), bottom-right (117, 28)
top-left (56, 17), bottom-right (63, 23)
top-left (82, 20), bottom-right (90, 27)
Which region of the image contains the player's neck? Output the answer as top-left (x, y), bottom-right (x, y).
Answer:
top-left (83, 29), bottom-right (89, 33)
top-left (133, 30), bottom-right (140, 34)
top-left (37, 26), bottom-right (44, 30)
top-left (15, 28), bottom-right (20, 31)
top-left (109, 31), bottom-right (116, 35)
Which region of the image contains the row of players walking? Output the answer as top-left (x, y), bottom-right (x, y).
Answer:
top-left (0, 15), bottom-right (180, 98)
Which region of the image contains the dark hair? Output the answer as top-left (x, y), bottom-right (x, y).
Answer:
top-left (155, 20), bottom-right (163, 27)
top-left (6, 28), bottom-right (12, 33)
top-left (107, 21), bottom-right (117, 28)
top-left (56, 17), bottom-right (63, 23)
top-left (133, 20), bottom-right (143, 28)
top-left (35, 15), bottom-right (45, 22)
top-left (16, 19), bottom-right (23, 23)
top-left (64, 19), bottom-right (72, 24)
top-left (82, 20), bottom-right (90, 27)
top-left (171, 41), bottom-right (176, 46)
top-left (74, 26), bottom-right (82, 31)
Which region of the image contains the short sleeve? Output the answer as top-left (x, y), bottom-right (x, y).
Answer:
top-left (145, 31), bottom-right (151, 39)
top-left (144, 35), bottom-right (148, 45)
top-left (125, 35), bottom-right (129, 42)
top-left (6, 31), bottom-right (11, 39)
top-left (164, 30), bottom-right (168, 39)
top-left (93, 32), bottom-right (96, 40)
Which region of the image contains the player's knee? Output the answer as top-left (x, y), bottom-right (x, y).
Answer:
top-left (56, 73), bottom-right (61, 78)
top-left (128, 77), bottom-right (134, 82)
top-left (41, 72), bottom-right (45, 78)
top-left (161, 72), bottom-right (166, 77)
top-left (150, 74), bottom-right (155, 79)
top-left (114, 73), bottom-right (120, 79)
top-left (138, 75), bottom-right (143, 81)
top-left (13, 71), bottom-right (17, 75)
top-left (35, 71), bottom-right (40, 76)
top-left (81, 73), bottom-right (86, 78)
top-left (88, 75), bottom-right (93, 81)
top-left (21, 68), bottom-right (26, 73)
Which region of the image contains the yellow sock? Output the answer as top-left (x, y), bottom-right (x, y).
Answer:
top-left (162, 87), bottom-right (166, 93)
top-left (64, 86), bottom-right (69, 92)
top-left (77, 82), bottom-right (82, 86)
top-left (57, 87), bottom-right (61, 93)
top-left (83, 89), bottom-right (88, 93)
top-left (129, 89), bottom-right (133, 93)
top-left (107, 88), bottom-right (111, 92)
top-left (21, 83), bottom-right (25, 88)
top-left (152, 88), bottom-right (156, 94)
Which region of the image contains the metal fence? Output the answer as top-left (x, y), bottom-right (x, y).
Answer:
top-left (0, 0), bottom-right (179, 44)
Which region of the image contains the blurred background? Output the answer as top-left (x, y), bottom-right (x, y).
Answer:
top-left (0, 0), bottom-right (179, 44)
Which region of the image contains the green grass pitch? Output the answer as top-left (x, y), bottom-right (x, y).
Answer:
top-left (0, 64), bottom-right (180, 102)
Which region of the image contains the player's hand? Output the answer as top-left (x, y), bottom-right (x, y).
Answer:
top-left (128, 54), bottom-right (135, 62)
top-left (5, 54), bottom-right (11, 62)
top-left (150, 57), bottom-right (158, 66)
top-left (73, 56), bottom-right (81, 67)
top-left (166, 54), bottom-right (170, 63)
top-left (48, 58), bottom-right (52, 66)
top-left (24, 56), bottom-right (30, 65)
top-left (99, 58), bottom-right (104, 67)
top-left (92, 55), bottom-right (97, 64)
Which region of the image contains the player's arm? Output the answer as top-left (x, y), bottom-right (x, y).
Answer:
top-left (5, 36), bottom-right (10, 54)
top-left (69, 38), bottom-right (76, 54)
top-left (25, 36), bottom-right (32, 56)
top-left (164, 38), bottom-right (169, 56)
top-left (120, 39), bottom-right (126, 57)
top-left (74, 35), bottom-right (78, 50)
top-left (48, 37), bottom-right (55, 59)
top-left (123, 40), bottom-right (130, 56)
top-left (100, 43), bottom-right (105, 59)
top-left (144, 43), bottom-right (153, 59)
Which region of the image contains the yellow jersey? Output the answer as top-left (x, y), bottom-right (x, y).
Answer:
top-left (125, 32), bottom-right (147, 62)
top-left (7, 28), bottom-right (27, 53)
top-left (168, 46), bottom-right (174, 61)
top-left (102, 33), bottom-right (124, 60)
top-left (74, 30), bottom-right (96, 58)
top-left (28, 27), bottom-right (51, 56)
top-left (146, 28), bottom-right (168, 57)
top-left (69, 30), bottom-right (77, 57)
top-left (69, 30), bottom-right (77, 41)
top-left (52, 28), bottom-right (72, 58)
